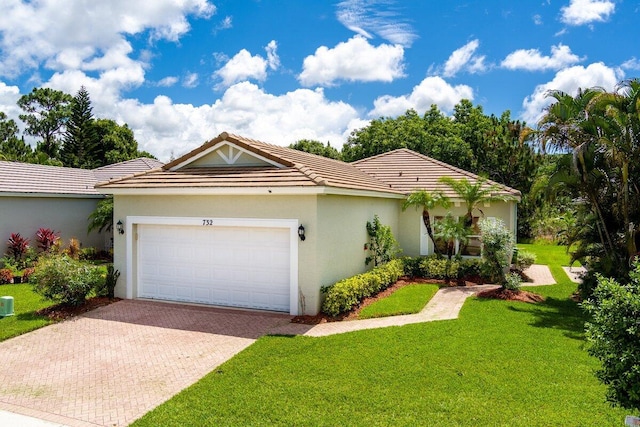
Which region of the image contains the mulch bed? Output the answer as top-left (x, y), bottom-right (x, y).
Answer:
top-left (476, 288), bottom-right (545, 303)
top-left (36, 297), bottom-right (121, 321)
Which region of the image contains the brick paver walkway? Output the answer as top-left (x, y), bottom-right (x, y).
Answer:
top-left (0, 300), bottom-right (291, 427)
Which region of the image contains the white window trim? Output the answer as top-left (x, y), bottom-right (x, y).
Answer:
top-left (125, 216), bottom-right (300, 315)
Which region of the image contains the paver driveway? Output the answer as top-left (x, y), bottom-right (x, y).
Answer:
top-left (0, 300), bottom-right (292, 427)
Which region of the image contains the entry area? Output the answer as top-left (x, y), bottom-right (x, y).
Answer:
top-left (134, 218), bottom-right (296, 313)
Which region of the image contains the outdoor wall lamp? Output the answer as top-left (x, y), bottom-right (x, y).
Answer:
top-left (116, 220), bottom-right (125, 235)
top-left (298, 224), bottom-right (306, 241)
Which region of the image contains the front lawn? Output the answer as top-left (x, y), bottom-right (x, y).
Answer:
top-left (0, 283), bottom-right (54, 342)
top-left (358, 283), bottom-right (439, 319)
top-left (134, 244), bottom-right (625, 426)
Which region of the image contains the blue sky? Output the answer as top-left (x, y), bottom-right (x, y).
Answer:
top-left (0, 0), bottom-right (637, 160)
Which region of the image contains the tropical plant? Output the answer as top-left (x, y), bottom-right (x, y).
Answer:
top-left (438, 176), bottom-right (517, 228)
top-left (95, 264), bottom-right (120, 298)
top-left (88, 197), bottom-right (114, 233)
top-left (402, 190), bottom-right (451, 255)
top-left (365, 215), bottom-right (401, 267)
top-left (35, 228), bottom-right (60, 252)
top-left (6, 233), bottom-right (29, 264)
top-left (432, 213), bottom-right (470, 260)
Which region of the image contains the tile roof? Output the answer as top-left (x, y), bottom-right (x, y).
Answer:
top-left (92, 158), bottom-right (164, 183)
top-left (98, 133), bottom-right (402, 195)
top-left (0, 158), bottom-right (163, 197)
top-left (351, 148), bottom-right (521, 198)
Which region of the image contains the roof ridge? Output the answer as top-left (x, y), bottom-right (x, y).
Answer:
top-left (350, 148), bottom-right (410, 164)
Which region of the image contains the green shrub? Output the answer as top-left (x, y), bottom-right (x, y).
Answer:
top-left (365, 215), bottom-right (401, 267)
top-left (401, 257), bottom-right (421, 277)
top-left (514, 250), bottom-right (536, 271)
top-left (79, 247), bottom-right (98, 261)
top-left (416, 256), bottom-right (459, 280)
top-left (31, 254), bottom-right (104, 306)
top-left (479, 218), bottom-right (515, 286)
top-left (503, 272), bottom-right (522, 291)
top-left (95, 264), bottom-right (120, 298)
top-left (458, 258), bottom-right (484, 280)
top-left (321, 259), bottom-right (404, 316)
top-left (583, 262), bottom-right (640, 412)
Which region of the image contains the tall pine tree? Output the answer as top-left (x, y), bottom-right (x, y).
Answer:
top-left (61, 86), bottom-right (99, 168)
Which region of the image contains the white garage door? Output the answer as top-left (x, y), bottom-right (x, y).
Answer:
top-left (137, 224), bottom-right (291, 312)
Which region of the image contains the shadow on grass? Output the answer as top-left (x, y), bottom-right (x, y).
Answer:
top-left (507, 297), bottom-right (586, 340)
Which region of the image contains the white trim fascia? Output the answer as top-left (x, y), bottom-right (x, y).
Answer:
top-left (0, 192), bottom-right (104, 199)
top-left (98, 185), bottom-right (405, 199)
top-left (125, 215), bottom-right (300, 315)
top-left (169, 140), bottom-right (286, 171)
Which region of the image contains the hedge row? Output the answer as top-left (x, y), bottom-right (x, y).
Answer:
top-left (321, 259), bottom-right (404, 317)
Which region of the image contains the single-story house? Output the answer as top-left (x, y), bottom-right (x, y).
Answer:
top-left (97, 132), bottom-right (520, 315)
top-left (0, 158), bottom-right (163, 251)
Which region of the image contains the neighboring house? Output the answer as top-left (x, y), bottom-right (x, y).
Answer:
top-left (0, 158), bottom-right (163, 251)
top-left (97, 132), bottom-right (520, 316)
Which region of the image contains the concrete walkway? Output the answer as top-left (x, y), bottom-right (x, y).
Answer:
top-left (273, 264), bottom-right (556, 337)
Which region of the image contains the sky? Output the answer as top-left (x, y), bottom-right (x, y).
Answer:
top-left (0, 0), bottom-right (637, 161)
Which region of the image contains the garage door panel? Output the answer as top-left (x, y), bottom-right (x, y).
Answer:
top-left (137, 223), bottom-right (291, 312)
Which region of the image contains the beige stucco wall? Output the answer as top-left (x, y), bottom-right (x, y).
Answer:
top-left (315, 194), bottom-right (401, 291)
top-left (112, 193), bottom-right (517, 315)
top-left (0, 196), bottom-right (106, 251)
top-left (112, 194), bottom-right (320, 314)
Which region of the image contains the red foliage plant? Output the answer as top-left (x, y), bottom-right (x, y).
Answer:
top-left (0, 268), bottom-right (13, 284)
top-left (36, 228), bottom-right (60, 252)
top-left (7, 233), bottom-right (29, 262)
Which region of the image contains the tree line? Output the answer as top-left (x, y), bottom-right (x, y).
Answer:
top-left (0, 87), bottom-right (154, 168)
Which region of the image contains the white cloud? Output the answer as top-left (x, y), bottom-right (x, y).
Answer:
top-left (521, 62), bottom-right (622, 124)
top-left (442, 40), bottom-right (487, 78)
top-left (336, 0), bottom-right (417, 47)
top-left (265, 40), bottom-right (280, 70)
top-left (182, 72), bottom-right (199, 88)
top-left (213, 41), bottom-right (279, 89)
top-left (0, 0), bottom-right (215, 77)
top-left (560, 0), bottom-right (615, 26)
top-left (157, 76), bottom-right (178, 87)
top-left (0, 82), bottom-right (23, 129)
top-left (215, 16), bottom-right (233, 32)
top-left (501, 44), bottom-right (583, 71)
top-left (109, 82), bottom-right (360, 160)
top-left (621, 58), bottom-right (640, 71)
top-left (370, 76), bottom-right (473, 118)
top-left (533, 14), bottom-right (543, 25)
top-left (298, 36), bottom-right (405, 87)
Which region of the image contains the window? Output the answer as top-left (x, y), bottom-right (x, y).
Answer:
top-left (420, 215), bottom-right (488, 257)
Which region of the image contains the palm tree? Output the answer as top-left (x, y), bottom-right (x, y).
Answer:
top-left (402, 190), bottom-right (450, 255)
top-left (588, 79), bottom-right (640, 259)
top-left (438, 176), bottom-right (518, 228)
top-left (88, 197), bottom-right (114, 233)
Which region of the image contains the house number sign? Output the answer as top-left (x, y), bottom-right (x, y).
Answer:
top-left (202, 219), bottom-right (214, 226)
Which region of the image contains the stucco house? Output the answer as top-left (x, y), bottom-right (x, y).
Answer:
top-left (0, 158), bottom-right (163, 251)
top-left (97, 132), bottom-right (520, 315)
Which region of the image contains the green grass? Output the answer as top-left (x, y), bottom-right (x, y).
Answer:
top-left (134, 244), bottom-right (625, 427)
top-left (0, 283), bottom-right (54, 342)
top-left (358, 284), bottom-right (440, 319)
